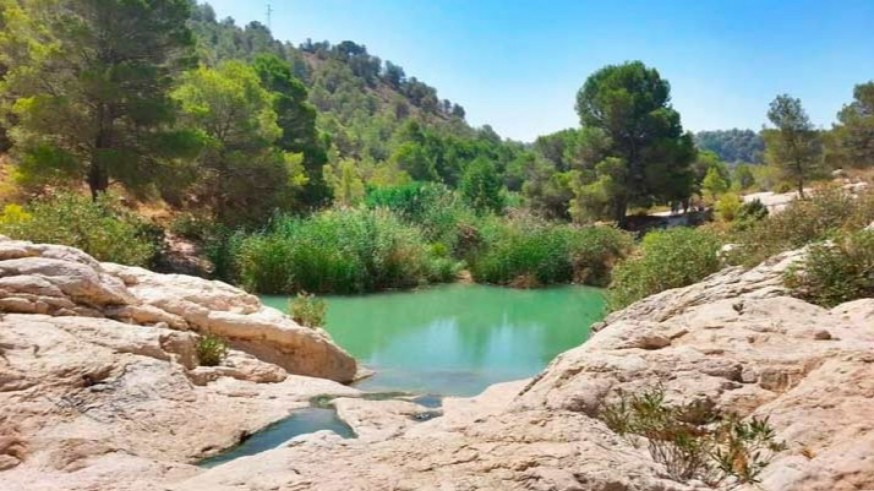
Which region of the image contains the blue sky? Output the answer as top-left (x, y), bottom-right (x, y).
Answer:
top-left (206, 0), bottom-right (874, 142)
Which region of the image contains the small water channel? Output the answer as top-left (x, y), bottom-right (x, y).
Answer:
top-left (199, 284), bottom-right (604, 466)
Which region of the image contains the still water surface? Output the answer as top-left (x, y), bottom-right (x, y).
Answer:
top-left (262, 283), bottom-right (605, 397)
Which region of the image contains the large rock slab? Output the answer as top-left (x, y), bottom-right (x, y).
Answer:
top-left (0, 313), bottom-right (360, 491)
top-left (0, 238), bottom-right (357, 382)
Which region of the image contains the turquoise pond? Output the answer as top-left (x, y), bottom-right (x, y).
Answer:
top-left (199, 283), bottom-right (604, 466)
top-left (262, 283), bottom-right (605, 397)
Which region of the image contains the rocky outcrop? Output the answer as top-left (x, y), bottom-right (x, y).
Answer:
top-left (0, 313), bottom-right (361, 490)
top-left (0, 238), bottom-right (360, 489)
top-left (4, 236), bottom-right (873, 490)
top-left (0, 238), bottom-right (357, 382)
top-left (178, 246), bottom-right (874, 491)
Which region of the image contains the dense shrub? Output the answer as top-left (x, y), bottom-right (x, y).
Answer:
top-left (725, 187), bottom-right (874, 267)
top-left (714, 192), bottom-right (742, 222)
top-left (608, 228), bottom-right (722, 310)
top-left (600, 387), bottom-right (785, 485)
top-left (0, 193), bottom-right (159, 266)
top-left (196, 333), bottom-right (229, 367)
top-left (468, 215), bottom-right (632, 287)
top-left (238, 208), bottom-right (459, 294)
top-left (733, 198), bottom-right (769, 230)
top-left (290, 292), bottom-right (327, 328)
top-left (785, 230), bottom-right (874, 307)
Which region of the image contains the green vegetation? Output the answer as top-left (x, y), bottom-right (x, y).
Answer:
top-left (725, 187), bottom-right (874, 267)
top-left (172, 61), bottom-right (305, 227)
top-left (785, 230), bottom-right (874, 307)
top-left (0, 193), bottom-right (158, 266)
top-left (0, 0), bottom-right (198, 199)
top-left (469, 216), bottom-right (632, 288)
top-left (573, 62), bottom-right (696, 225)
top-left (827, 82), bottom-right (874, 170)
top-left (608, 228), bottom-right (722, 310)
top-left (196, 333), bottom-right (229, 367)
top-left (694, 129), bottom-right (765, 165)
top-left (763, 95), bottom-right (824, 197)
top-left (733, 198), bottom-right (769, 229)
top-left (714, 192), bottom-right (742, 222)
top-left (237, 208), bottom-right (458, 294)
top-left (600, 387), bottom-right (785, 485)
top-left (290, 292), bottom-right (328, 328)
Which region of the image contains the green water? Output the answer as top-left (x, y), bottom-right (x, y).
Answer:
top-left (262, 284), bottom-right (605, 397)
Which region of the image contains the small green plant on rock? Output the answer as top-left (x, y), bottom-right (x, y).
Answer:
top-left (196, 333), bottom-right (229, 367)
top-left (599, 387), bottom-right (785, 486)
top-left (290, 292), bottom-right (327, 328)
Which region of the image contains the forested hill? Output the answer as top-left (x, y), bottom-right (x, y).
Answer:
top-left (693, 129), bottom-right (764, 165)
top-left (188, 2), bottom-right (521, 188)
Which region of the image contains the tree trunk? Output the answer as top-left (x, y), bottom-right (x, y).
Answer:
top-left (614, 197), bottom-right (628, 229)
top-left (90, 108), bottom-right (111, 200)
top-left (87, 162), bottom-right (108, 201)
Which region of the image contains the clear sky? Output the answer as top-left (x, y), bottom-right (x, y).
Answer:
top-left (205, 0), bottom-right (874, 142)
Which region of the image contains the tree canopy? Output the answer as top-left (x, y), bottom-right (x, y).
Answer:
top-left (694, 129), bottom-right (764, 165)
top-left (0, 0), bottom-right (198, 198)
top-left (574, 61), bottom-right (695, 224)
top-left (763, 94), bottom-right (823, 197)
top-left (172, 61), bottom-right (305, 226)
top-left (828, 81), bottom-right (874, 169)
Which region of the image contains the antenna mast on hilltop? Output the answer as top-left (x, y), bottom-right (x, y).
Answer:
top-left (266, 2), bottom-right (272, 30)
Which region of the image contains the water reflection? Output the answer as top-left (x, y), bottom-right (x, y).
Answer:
top-left (262, 284), bottom-right (604, 396)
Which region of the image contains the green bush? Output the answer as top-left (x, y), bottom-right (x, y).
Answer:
top-left (785, 230), bottom-right (874, 307)
top-left (290, 292), bottom-right (327, 328)
top-left (238, 208), bottom-right (459, 294)
top-left (196, 333), bottom-right (229, 367)
top-left (600, 387), bottom-right (785, 486)
top-left (169, 212), bottom-right (217, 242)
top-left (0, 192), bottom-right (159, 266)
top-left (468, 215), bottom-right (632, 287)
top-left (714, 192), bottom-right (742, 222)
top-left (726, 187), bottom-right (874, 267)
top-left (608, 228), bottom-right (722, 310)
top-left (733, 198), bottom-right (769, 230)
top-left (365, 182), bottom-right (478, 256)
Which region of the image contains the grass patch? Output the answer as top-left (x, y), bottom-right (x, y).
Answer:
top-left (290, 292), bottom-right (327, 328)
top-left (196, 333), bottom-right (229, 367)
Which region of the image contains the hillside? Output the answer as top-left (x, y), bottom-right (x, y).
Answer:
top-left (187, 2), bottom-right (520, 188)
top-left (694, 129), bottom-right (765, 165)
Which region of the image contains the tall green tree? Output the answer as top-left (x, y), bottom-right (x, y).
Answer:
top-left (575, 61), bottom-right (695, 225)
top-left (252, 54), bottom-right (332, 208)
top-left (172, 61), bottom-right (305, 226)
top-left (763, 94), bottom-right (822, 197)
top-left (460, 156), bottom-right (504, 214)
top-left (829, 82), bottom-right (874, 169)
top-left (0, 0), bottom-right (197, 199)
